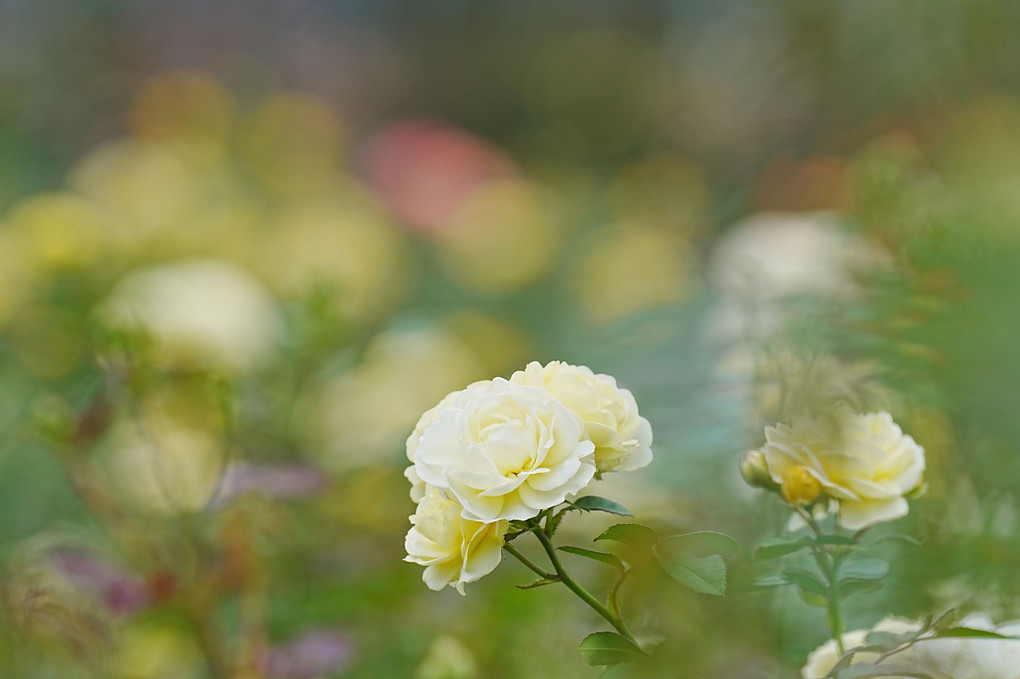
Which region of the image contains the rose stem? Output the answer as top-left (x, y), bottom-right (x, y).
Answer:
top-left (503, 543), bottom-right (557, 580)
top-left (795, 505), bottom-right (845, 655)
top-left (530, 526), bottom-right (641, 649)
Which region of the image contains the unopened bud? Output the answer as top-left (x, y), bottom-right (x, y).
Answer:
top-left (740, 449), bottom-right (776, 490)
top-left (780, 465), bottom-right (822, 505)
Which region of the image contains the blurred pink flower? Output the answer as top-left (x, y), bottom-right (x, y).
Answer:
top-left (49, 547), bottom-right (151, 616)
top-left (359, 119), bottom-right (516, 233)
top-left (216, 462), bottom-right (328, 504)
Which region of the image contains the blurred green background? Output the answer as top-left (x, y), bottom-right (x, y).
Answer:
top-left (2, 1), bottom-right (1020, 677)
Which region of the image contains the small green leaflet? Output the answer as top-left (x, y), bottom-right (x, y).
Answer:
top-left (558, 546), bottom-right (625, 572)
top-left (838, 558), bottom-right (889, 582)
top-left (934, 627), bottom-right (1016, 639)
top-left (577, 632), bottom-right (645, 666)
top-left (780, 567), bottom-right (828, 596)
top-left (570, 496), bottom-right (633, 516)
top-left (652, 532), bottom-right (738, 597)
top-left (754, 536), bottom-right (812, 560)
top-left (595, 524), bottom-right (658, 553)
top-left (515, 577), bottom-right (559, 590)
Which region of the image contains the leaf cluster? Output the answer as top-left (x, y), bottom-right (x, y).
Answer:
top-left (548, 496), bottom-right (738, 667)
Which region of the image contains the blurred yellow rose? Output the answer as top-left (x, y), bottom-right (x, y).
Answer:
top-left (750, 405), bottom-right (925, 529)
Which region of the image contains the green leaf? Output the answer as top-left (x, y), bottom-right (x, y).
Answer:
top-left (571, 496), bottom-right (633, 516)
top-left (755, 536), bottom-right (812, 560)
top-left (654, 539), bottom-right (727, 596)
top-left (558, 546), bottom-right (625, 572)
top-left (577, 632), bottom-right (644, 666)
top-left (780, 567), bottom-right (828, 595)
top-left (870, 534), bottom-right (921, 548)
top-left (827, 648), bottom-right (859, 676)
top-left (595, 524), bottom-right (658, 553)
top-left (515, 577), bottom-right (559, 590)
top-left (838, 558), bottom-right (889, 582)
top-left (929, 609), bottom-right (957, 632)
top-left (933, 627), bottom-right (1016, 639)
top-left (798, 589), bottom-right (829, 607)
top-left (816, 535), bottom-right (858, 546)
top-left (753, 573), bottom-right (789, 587)
top-left (664, 531), bottom-right (740, 558)
top-left (838, 580), bottom-right (883, 599)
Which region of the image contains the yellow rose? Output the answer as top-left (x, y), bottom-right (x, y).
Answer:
top-left (404, 485), bottom-right (508, 594)
top-left (753, 406), bottom-right (925, 530)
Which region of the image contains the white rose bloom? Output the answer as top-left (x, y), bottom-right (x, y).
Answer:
top-left (410, 378), bottom-right (596, 522)
top-left (405, 381), bottom-right (487, 464)
top-left (754, 405), bottom-right (925, 530)
top-left (802, 617), bottom-right (920, 679)
top-left (509, 361), bottom-right (652, 474)
top-left (405, 465), bottom-right (426, 503)
top-left (404, 485), bottom-right (508, 595)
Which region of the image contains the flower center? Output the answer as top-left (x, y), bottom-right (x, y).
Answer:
top-left (781, 465), bottom-right (822, 505)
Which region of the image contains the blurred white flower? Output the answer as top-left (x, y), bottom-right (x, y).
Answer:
top-left (102, 258), bottom-right (282, 372)
top-left (910, 614), bottom-right (1020, 679)
top-left (750, 405), bottom-right (925, 529)
top-left (803, 614), bottom-right (1020, 679)
top-left (404, 485), bottom-right (508, 594)
top-left (801, 616), bottom-right (920, 679)
top-left (509, 361), bottom-right (652, 474)
top-left (705, 212), bottom-right (883, 348)
top-left (711, 212), bottom-right (871, 299)
top-left (409, 378), bottom-right (596, 522)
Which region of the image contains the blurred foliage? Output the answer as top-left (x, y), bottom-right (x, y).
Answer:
top-left (2, 1), bottom-right (1020, 677)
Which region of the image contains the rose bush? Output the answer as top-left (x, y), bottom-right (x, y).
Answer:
top-left (748, 405), bottom-right (925, 529)
top-left (509, 361), bottom-right (652, 475)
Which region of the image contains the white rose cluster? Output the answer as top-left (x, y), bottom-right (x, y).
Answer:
top-left (803, 614), bottom-right (1020, 679)
top-left (404, 361), bottom-right (653, 593)
top-left (742, 405), bottom-right (925, 530)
